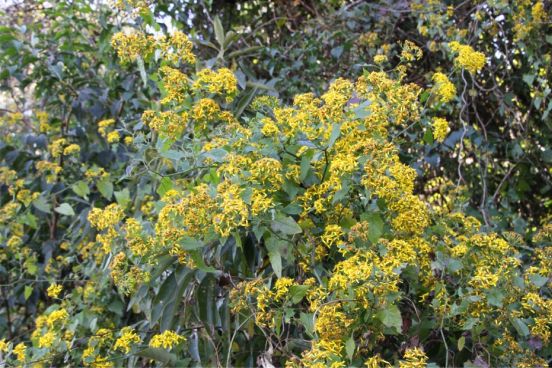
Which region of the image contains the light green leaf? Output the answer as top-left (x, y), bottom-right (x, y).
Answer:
top-left (289, 285), bottom-right (309, 304)
top-left (377, 304), bottom-right (402, 333)
top-left (137, 56), bottom-right (147, 87)
top-left (55, 203), bottom-right (75, 216)
top-left (24, 285), bottom-right (33, 300)
top-left (327, 123), bottom-right (341, 148)
top-left (213, 16), bottom-right (225, 48)
top-left (33, 196), bottom-right (51, 213)
top-left (72, 180), bottom-right (90, 199)
top-left (271, 215), bottom-right (302, 235)
top-left (179, 237), bottom-right (204, 250)
top-left (266, 237), bottom-right (282, 278)
top-left (363, 212), bottom-right (384, 243)
top-left (97, 179), bottom-right (113, 200)
top-left (511, 317), bottom-right (529, 337)
top-left (352, 100), bottom-right (371, 119)
top-left (457, 336), bottom-right (465, 351)
top-left (114, 188), bottom-right (131, 208)
top-left (157, 177), bottom-right (173, 197)
top-left (345, 337), bottom-right (355, 361)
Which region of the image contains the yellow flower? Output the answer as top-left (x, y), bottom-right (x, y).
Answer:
top-left (63, 144), bottom-right (81, 156)
top-left (532, 2), bottom-right (547, 23)
top-left (111, 30), bottom-right (154, 63)
top-left (321, 225), bottom-right (344, 248)
top-left (47, 308), bottom-right (69, 328)
top-left (399, 347), bottom-right (428, 368)
top-left (114, 327), bottom-right (141, 354)
top-left (38, 331), bottom-right (56, 348)
top-left (47, 283), bottom-right (63, 298)
top-left (88, 204), bottom-right (124, 231)
top-left (13, 342), bottom-right (26, 362)
top-left (0, 339), bottom-right (8, 352)
top-left (49, 138), bottom-right (67, 158)
top-left (449, 41), bottom-right (485, 74)
top-left (107, 131), bottom-right (120, 143)
top-left (401, 40), bottom-right (423, 62)
top-left (192, 68), bottom-right (238, 102)
top-left (432, 72), bottom-right (456, 103)
top-left (159, 66), bottom-right (189, 104)
top-left (166, 31), bottom-right (196, 65)
top-left (432, 117), bottom-right (449, 143)
top-left (374, 54), bottom-right (388, 64)
top-left (148, 330), bottom-right (185, 350)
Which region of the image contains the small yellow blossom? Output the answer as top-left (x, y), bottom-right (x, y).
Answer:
top-left (449, 41), bottom-right (485, 74)
top-left (432, 72), bottom-right (456, 103)
top-left (149, 330), bottom-right (185, 350)
top-left (107, 131), bottom-right (120, 143)
top-left (432, 117), bottom-right (449, 142)
top-left (47, 283), bottom-right (63, 298)
top-left (114, 327), bottom-right (141, 354)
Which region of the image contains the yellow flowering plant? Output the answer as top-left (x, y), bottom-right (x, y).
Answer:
top-left (74, 15), bottom-right (551, 367)
top-left (1, 1), bottom-right (551, 367)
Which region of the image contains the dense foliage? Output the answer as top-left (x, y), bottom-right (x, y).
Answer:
top-left (0, 0), bottom-right (550, 367)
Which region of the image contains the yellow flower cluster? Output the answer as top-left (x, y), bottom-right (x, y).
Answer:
top-left (111, 30), bottom-right (195, 65)
top-left (142, 110), bottom-right (188, 139)
top-left (401, 40), bottom-right (423, 62)
top-left (449, 41), bottom-right (486, 74)
top-left (159, 66), bottom-right (189, 104)
top-left (399, 347), bottom-right (428, 368)
top-left (192, 68), bottom-right (238, 102)
top-left (49, 138), bottom-right (67, 158)
top-left (114, 327), bottom-right (141, 354)
top-left (110, 252), bottom-right (151, 295)
top-left (148, 330), bottom-right (184, 350)
top-left (432, 117), bottom-right (449, 142)
top-left (432, 72), bottom-right (456, 103)
top-left (88, 204), bottom-right (124, 231)
top-left (111, 30), bottom-right (155, 63)
top-left (47, 283), bottom-right (63, 298)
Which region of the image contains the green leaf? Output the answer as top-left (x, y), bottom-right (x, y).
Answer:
top-left (179, 237), bottom-right (204, 250)
top-left (331, 45), bottom-right (344, 59)
top-left (271, 215), bottom-right (302, 235)
top-left (511, 318), bottom-right (529, 337)
top-left (327, 123), bottom-right (341, 148)
top-left (55, 203), bottom-right (75, 216)
top-left (289, 285), bottom-right (309, 304)
top-left (522, 73), bottom-right (535, 86)
top-left (136, 348), bottom-right (177, 364)
top-left (188, 250), bottom-right (217, 273)
top-left (268, 249), bottom-right (282, 278)
top-left (33, 196), bottom-right (51, 213)
top-left (300, 313), bottom-right (315, 337)
top-left (265, 237), bottom-right (282, 278)
top-left (486, 289), bottom-right (505, 307)
top-left (213, 16), bottom-right (225, 48)
top-left (345, 336), bottom-right (355, 361)
top-left (352, 100), bottom-right (371, 119)
top-left (457, 336), bottom-right (465, 351)
top-left (114, 188), bottom-right (130, 208)
top-left (24, 285), bottom-right (33, 300)
top-left (362, 212), bottom-right (384, 243)
top-left (377, 304), bottom-right (402, 333)
top-left (97, 179), bottom-right (113, 200)
top-left (528, 273), bottom-right (548, 288)
top-left (157, 177), bottom-right (173, 197)
top-left (72, 181), bottom-right (90, 199)
top-left (423, 129), bottom-right (434, 144)
top-left (137, 56), bottom-right (147, 87)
